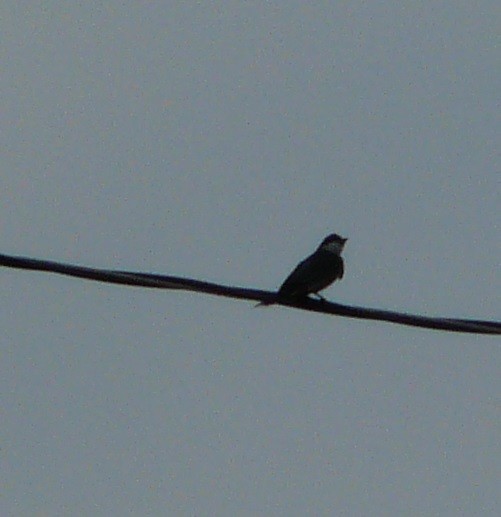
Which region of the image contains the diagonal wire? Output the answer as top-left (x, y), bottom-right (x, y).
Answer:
top-left (1, 252), bottom-right (499, 335)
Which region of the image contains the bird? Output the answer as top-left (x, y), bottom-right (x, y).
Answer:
top-left (277, 233), bottom-right (347, 302)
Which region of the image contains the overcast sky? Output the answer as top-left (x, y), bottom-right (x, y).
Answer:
top-left (1, 2), bottom-right (499, 515)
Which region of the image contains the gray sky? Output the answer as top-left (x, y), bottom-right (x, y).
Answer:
top-left (1, 2), bottom-right (499, 515)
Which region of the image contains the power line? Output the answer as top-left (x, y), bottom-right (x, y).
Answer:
top-left (1, 252), bottom-right (499, 335)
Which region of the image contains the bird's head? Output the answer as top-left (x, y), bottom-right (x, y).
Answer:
top-left (318, 233), bottom-right (348, 254)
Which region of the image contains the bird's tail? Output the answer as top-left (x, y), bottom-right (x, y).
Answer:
top-left (254, 293), bottom-right (281, 307)
top-left (254, 300), bottom-right (275, 308)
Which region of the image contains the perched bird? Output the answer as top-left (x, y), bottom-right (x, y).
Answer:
top-left (277, 233), bottom-right (347, 302)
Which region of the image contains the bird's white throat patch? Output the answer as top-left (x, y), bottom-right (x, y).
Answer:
top-left (322, 240), bottom-right (344, 255)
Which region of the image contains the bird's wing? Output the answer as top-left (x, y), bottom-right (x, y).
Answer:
top-left (279, 252), bottom-right (342, 297)
top-left (278, 257), bottom-right (313, 294)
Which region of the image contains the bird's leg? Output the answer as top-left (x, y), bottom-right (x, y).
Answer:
top-left (312, 293), bottom-right (327, 302)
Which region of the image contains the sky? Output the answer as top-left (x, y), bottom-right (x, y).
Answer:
top-left (1, 2), bottom-right (499, 515)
